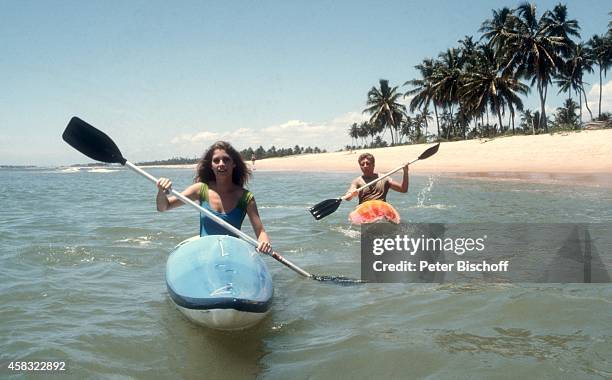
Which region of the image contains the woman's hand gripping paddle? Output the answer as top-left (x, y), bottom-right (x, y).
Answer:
top-left (308, 143), bottom-right (440, 220)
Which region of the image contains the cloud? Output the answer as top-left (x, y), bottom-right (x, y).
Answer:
top-left (545, 105), bottom-right (557, 115)
top-left (397, 94), bottom-right (414, 109)
top-left (170, 131), bottom-right (220, 144)
top-left (584, 79), bottom-right (612, 116)
top-left (170, 110), bottom-right (372, 153)
top-left (330, 111), bottom-right (370, 125)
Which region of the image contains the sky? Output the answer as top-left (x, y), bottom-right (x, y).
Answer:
top-left (1, 0), bottom-right (610, 166)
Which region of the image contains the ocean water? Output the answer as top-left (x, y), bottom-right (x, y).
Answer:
top-left (1, 167), bottom-right (611, 379)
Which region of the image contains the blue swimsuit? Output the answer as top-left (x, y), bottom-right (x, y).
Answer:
top-left (198, 183), bottom-right (253, 237)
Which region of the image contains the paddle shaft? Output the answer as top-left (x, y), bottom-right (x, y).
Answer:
top-left (124, 161), bottom-right (312, 278)
top-left (342, 158), bottom-right (418, 200)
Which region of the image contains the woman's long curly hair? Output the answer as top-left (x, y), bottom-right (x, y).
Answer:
top-left (194, 141), bottom-right (251, 186)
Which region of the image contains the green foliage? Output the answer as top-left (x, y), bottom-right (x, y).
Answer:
top-left (348, 3), bottom-right (611, 148)
top-left (552, 99), bottom-right (580, 129)
top-left (137, 157), bottom-right (198, 166)
top-left (240, 145), bottom-right (326, 160)
top-left (363, 79), bottom-right (407, 145)
top-left (596, 112), bottom-right (612, 122)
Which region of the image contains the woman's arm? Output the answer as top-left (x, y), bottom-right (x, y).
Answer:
top-left (156, 179), bottom-right (201, 211)
top-left (245, 198), bottom-right (272, 253)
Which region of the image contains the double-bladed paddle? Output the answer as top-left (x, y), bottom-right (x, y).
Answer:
top-left (62, 116), bottom-right (363, 284)
top-left (308, 143), bottom-right (440, 220)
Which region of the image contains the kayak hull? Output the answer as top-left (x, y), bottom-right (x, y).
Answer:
top-left (174, 306), bottom-right (269, 330)
top-left (349, 200), bottom-right (401, 224)
top-left (166, 235), bottom-right (273, 330)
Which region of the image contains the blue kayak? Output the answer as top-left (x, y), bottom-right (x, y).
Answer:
top-left (166, 235), bottom-right (273, 330)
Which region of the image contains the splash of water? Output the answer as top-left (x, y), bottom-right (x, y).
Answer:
top-left (416, 175), bottom-right (439, 207)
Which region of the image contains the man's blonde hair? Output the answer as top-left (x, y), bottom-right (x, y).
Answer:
top-left (358, 153), bottom-right (375, 164)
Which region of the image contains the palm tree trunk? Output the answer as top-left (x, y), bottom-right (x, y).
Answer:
top-left (396, 126), bottom-right (400, 145)
top-left (538, 81), bottom-right (548, 132)
top-left (581, 86), bottom-right (593, 120)
top-left (423, 109), bottom-right (429, 139)
top-left (434, 103), bottom-right (440, 138)
top-left (497, 107), bottom-right (504, 136)
top-left (578, 90), bottom-right (583, 125)
top-left (598, 66), bottom-right (603, 118)
top-left (449, 105), bottom-right (454, 139)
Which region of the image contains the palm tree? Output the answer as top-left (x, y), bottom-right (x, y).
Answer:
top-left (520, 109), bottom-right (546, 134)
top-left (367, 121), bottom-right (382, 145)
top-left (348, 123), bottom-right (359, 147)
top-left (458, 35), bottom-right (479, 67)
top-left (431, 48), bottom-right (463, 138)
top-left (418, 109), bottom-right (432, 138)
top-left (554, 98), bottom-right (580, 128)
top-left (520, 109), bottom-right (536, 134)
top-left (587, 34), bottom-right (612, 119)
top-left (357, 122), bottom-right (370, 146)
top-left (554, 43), bottom-right (594, 122)
top-left (405, 58), bottom-right (441, 138)
top-left (400, 116), bottom-right (413, 143)
top-left (503, 3), bottom-right (570, 131)
top-left (461, 45), bottom-right (529, 135)
top-left (542, 4), bottom-right (580, 57)
top-left (479, 7), bottom-right (515, 52)
top-left (364, 79), bottom-right (406, 145)
top-left (392, 109), bottom-right (405, 143)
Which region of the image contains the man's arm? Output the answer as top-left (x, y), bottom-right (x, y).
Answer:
top-left (343, 177), bottom-right (361, 200)
top-left (388, 165), bottom-right (409, 193)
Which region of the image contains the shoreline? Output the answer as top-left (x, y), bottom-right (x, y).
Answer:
top-left (251, 129), bottom-right (612, 187)
top-left (438, 171), bottom-right (612, 188)
top-left (99, 129), bottom-right (612, 187)
top-left (247, 170), bottom-right (612, 188)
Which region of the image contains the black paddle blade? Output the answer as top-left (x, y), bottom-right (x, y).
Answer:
top-left (418, 142), bottom-right (440, 160)
top-left (62, 117), bottom-right (127, 165)
top-left (312, 274), bottom-right (367, 285)
top-left (308, 198), bottom-right (342, 220)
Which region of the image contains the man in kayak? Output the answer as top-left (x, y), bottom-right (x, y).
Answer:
top-left (155, 141), bottom-right (272, 254)
top-left (344, 153), bottom-right (409, 204)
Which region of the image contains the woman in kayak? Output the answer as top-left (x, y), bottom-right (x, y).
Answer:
top-left (155, 141), bottom-right (272, 254)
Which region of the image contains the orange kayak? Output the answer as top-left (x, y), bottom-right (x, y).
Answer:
top-left (348, 200), bottom-right (400, 225)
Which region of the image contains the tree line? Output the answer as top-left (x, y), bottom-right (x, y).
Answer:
top-left (240, 145), bottom-right (327, 160)
top-left (350, 3), bottom-right (612, 149)
top-left (136, 144), bottom-right (327, 165)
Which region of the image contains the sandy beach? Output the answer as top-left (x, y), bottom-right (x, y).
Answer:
top-left (251, 129), bottom-right (612, 187)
